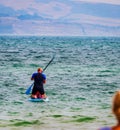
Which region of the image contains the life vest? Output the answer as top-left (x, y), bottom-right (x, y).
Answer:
top-left (34, 73), bottom-right (44, 87)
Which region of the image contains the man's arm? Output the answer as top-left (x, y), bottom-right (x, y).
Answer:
top-left (31, 77), bottom-right (34, 80)
top-left (43, 79), bottom-right (46, 84)
top-left (42, 73), bottom-right (46, 84)
top-left (31, 73), bottom-right (35, 80)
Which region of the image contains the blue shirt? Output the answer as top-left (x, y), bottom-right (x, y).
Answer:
top-left (100, 127), bottom-right (111, 130)
top-left (32, 72), bottom-right (46, 80)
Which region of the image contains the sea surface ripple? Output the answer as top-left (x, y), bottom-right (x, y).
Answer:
top-left (0, 36), bottom-right (120, 130)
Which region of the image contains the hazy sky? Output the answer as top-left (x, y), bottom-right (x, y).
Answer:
top-left (0, 0), bottom-right (120, 35)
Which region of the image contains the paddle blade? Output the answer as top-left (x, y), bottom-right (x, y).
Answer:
top-left (25, 83), bottom-right (33, 95)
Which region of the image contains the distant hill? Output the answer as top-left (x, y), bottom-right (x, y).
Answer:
top-left (0, 17), bottom-right (119, 36)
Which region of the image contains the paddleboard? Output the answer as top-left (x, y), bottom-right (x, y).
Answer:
top-left (28, 97), bottom-right (49, 102)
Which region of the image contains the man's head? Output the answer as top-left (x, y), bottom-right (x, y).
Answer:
top-left (37, 68), bottom-right (43, 73)
top-left (112, 91), bottom-right (120, 121)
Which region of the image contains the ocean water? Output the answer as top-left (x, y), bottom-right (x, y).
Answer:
top-left (0, 36), bottom-right (120, 130)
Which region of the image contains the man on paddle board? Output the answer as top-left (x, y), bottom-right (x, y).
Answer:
top-left (31, 68), bottom-right (47, 99)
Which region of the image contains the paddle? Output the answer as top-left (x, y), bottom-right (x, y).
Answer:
top-left (25, 54), bottom-right (55, 95)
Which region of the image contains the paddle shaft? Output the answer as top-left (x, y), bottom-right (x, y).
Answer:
top-left (43, 54), bottom-right (55, 72)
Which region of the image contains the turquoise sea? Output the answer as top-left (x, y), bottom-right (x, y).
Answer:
top-left (0, 36), bottom-right (120, 130)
